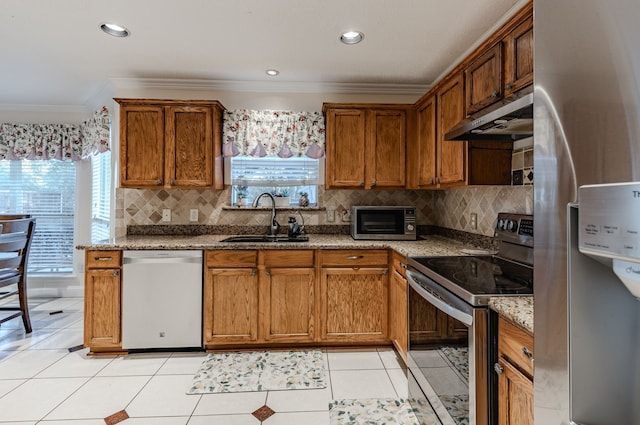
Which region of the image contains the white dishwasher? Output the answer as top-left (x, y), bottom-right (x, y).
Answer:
top-left (122, 250), bottom-right (202, 349)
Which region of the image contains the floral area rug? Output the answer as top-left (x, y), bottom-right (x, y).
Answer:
top-left (329, 399), bottom-right (425, 425)
top-left (186, 349), bottom-right (327, 394)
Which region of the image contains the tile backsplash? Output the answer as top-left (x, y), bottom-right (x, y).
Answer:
top-left (116, 185), bottom-right (533, 238)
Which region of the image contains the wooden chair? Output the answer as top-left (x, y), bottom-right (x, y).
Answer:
top-left (0, 217), bottom-right (36, 333)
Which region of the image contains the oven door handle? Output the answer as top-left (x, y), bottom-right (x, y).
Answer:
top-left (406, 270), bottom-right (473, 326)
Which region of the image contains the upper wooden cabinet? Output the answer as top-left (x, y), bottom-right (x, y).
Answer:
top-left (504, 15), bottom-right (533, 98)
top-left (466, 43), bottom-right (503, 115)
top-left (408, 95), bottom-right (437, 188)
top-left (436, 73), bottom-right (467, 186)
top-left (323, 104), bottom-right (411, 189)
top-left (116, 99), bottom-right (225, 189)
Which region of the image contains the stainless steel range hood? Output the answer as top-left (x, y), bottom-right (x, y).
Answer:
top-left (445, 92), bottom-right (533, 141)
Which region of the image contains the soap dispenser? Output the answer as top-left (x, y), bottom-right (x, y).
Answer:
top-left (287, 216), bottom-right (299, 238)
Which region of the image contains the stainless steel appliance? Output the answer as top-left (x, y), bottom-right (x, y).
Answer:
top-left (122, 250), bottom-right (203, 350)
top-left (406, 212), bottom-right (533, 425)
top-left (350, 206), bottom-right (417, 240)
top-left (535, 1), bottom-right (640, 424)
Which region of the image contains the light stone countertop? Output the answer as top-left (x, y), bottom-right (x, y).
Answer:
top-left (489, 296), bottom-right (534, 334)
top-left (77, 233), bottom-right (478, 258)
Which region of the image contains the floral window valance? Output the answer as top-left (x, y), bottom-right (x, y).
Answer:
top-left (0, 106), bottom-right (110, 161)
top-left (223, 109), bottom-right (325, 159)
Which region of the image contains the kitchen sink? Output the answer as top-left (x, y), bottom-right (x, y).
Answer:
top-left (220, 235), bottom-right (309, 243)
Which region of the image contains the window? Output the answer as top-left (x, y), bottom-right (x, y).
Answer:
top-left (0, 160), bottom-right (76, 273)
top-left (226, 156), bottom-right (323, 206)
top-left (91, 152), bottom-right (111, 242)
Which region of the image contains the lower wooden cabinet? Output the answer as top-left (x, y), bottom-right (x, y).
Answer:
top-left (496, 316), bottom-right (534, 425)
top-left (390, 252), bottom-right (408, 358)
top-left (319, 250), bottom-right (389, 344)
top-left (84, 250), bottom-right (124, 353)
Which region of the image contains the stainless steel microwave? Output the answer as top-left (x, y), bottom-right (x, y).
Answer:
top-left (350, 206), bottom-right (417, 240)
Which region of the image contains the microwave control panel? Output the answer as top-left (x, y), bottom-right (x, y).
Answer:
top-left (579, 182), bottom-right (640, 261)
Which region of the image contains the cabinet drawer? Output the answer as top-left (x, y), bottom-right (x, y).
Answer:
top-left (391, 251), bottom-right (408, 278)
top-left (86, 250), bottom-right (122, 269)
top-left (206, 250), bottom-right (258, 268)
top-left (263, 250), bottom-right (314, 268)
top-left (498, 316), bottom-right (534, 378)
top-left (320, 249), bottom-right (388, 267)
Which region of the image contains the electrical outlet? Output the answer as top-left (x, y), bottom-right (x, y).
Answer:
top-left (341, 209), bottom-right (351, 222)
top-left (189, 209), bottom-right (199, 222)
top-left (326, 209), bottom-right (335, 222)
top-left (162, 209), bottom-right (171, 222)
top-left (470, 212), bottom-right (477, 230)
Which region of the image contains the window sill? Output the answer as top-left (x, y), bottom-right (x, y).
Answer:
top-left (222, 205), bottom-right (326, 211)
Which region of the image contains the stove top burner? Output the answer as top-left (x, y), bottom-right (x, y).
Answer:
top-left (409, 255), bottom-right (533, 305)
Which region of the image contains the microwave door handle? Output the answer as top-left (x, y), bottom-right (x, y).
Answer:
top-left (406, 270), bottom-right (473, 326)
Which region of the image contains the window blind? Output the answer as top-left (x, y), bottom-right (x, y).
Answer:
top-left (0, 160), bottom-right (76, 273)
top-left (227, 156), bottom-right (324, 186)
top-left (91, 152), bottom-right (111, 242)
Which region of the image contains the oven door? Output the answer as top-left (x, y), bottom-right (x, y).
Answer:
top-left (406, 268), bottom-right (490, 425)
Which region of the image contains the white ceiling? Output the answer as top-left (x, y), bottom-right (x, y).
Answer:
top-left (0, 0), bottom-right (526, 111)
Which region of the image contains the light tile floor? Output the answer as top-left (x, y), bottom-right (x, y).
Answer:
top-left (0, 297), bottom-right (411, 424)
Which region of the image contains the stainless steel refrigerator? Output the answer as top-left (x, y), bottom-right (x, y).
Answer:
top-left (535, 1), bottom-right (640, 424)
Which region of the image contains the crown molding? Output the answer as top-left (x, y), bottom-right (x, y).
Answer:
top-left (110, 77), bottom-right (430, 96)
top-left (0, 103), bottom-right (90, 114)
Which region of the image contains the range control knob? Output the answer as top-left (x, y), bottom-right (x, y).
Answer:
top-left (507, 220), bottom-right (518, 232)
top-left (407, 224), bottom-right (415, 231)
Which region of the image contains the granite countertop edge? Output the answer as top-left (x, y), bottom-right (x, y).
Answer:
top-left (489, 296), bottom-right (534, 334)
top-left (76, 234), bottom-right (482, 258)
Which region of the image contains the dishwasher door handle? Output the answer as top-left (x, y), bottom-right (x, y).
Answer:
top-left (124, 256), bottom-right (202, 265)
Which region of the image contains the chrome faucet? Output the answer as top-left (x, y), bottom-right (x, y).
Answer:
top-left (252, 192), bottom-right (280, 236)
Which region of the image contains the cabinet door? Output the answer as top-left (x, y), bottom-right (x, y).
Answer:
top-left (165, 106), bottom-right (213, 187)
top-left (466, 43), bottom-right (503, 115)
top-left (445, 315), bottom-right (469, 340)
top-left (325, 109), bottom-right (366, 188)
top-left (366, 110), bottom-right (406, 188)
top-left (263, 267), bottom-right (315, 342)
top-left (84, 269), bottom-right (122, 350)
top-left (437, 73), bottom-right (466, 185)
top-left (390, 269), bottom-right (408, 358)
top-left (119, 105), bottom-right (165, 187)
top-left (504, 16), bottom-right (533, 98)
top-left (410, 96), bottom-right (437, 188)
top-left (203, 268), bottom-right (259, 346)
top-left (320, 267), bottom-right (388, 343)
top-left (497, 357), bottom-right (534, 425)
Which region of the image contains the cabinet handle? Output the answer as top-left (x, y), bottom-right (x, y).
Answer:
top-left (522, 346), bottom-right (534, 362)
top-left (112, 271), bottom-right (119, 277)
top-left (359, 181), bottom-right (365, 187)
top-left (399, 262), bottom-right (407, 269)
top-left (382, 269), bottom-right (388, 275)
top-left (156, 179), bottom-right (162, 185)
top-left (94, 256), bottom-right (113, 261)
top-left (494, 362), bottom-right (503, 375)
top-left (251, 269), bottom-right (257, 276)
top-left (265, 270), bottom-right (271, 276)
top-left (429, 178), bottom-right (435, 185)
top-left (505, 83), bottom-right (513, 91)
top-left (170, 179), bottom-right (175, 185)
top-left (371, 180), bottom-right (377, 187)
top-left (435, 177), bottom-right (440, 184)
top-left (347, 255), bottom-right (364, 260)
top-left (491, 90), bottom-right (499, 98)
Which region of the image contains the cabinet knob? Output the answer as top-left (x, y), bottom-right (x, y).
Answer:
top-left (399, 262), bottom-right (407, 269)
top-left (429, 178), bottom-right (435, 185)
top-left (112, 271), bottom-right (119, 277)
top-left (265, 270), bottom-right (271, 276)
top-left (371, 180), bottom-right (377, 187)
top-left (156, 179), bottom-right (162, 185)
top-left (491, 90), bottom-right (499, 98)
top-left (522, 346), bottom-right (534, 361)
top-left (170, 179), bottom-right (175, 185)
top-left (359, 181), bottom-right (365, 187)
top-left (435, 177), bottom-right (440, 184)
top-left (494, 362), bottom-right (503, 375)
top-left (505, 83), bottom-right (513, 91)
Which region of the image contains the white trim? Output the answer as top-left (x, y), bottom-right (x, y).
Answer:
top-left (0, 103), bottom-right (90, 115)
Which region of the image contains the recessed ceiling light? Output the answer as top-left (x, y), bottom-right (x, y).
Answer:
top-left (100, 23), bottom-right (130, 37)
top-left (340, 31), bottom-right (364, 45)
top-left (265, 69), bottom-right (280, 77)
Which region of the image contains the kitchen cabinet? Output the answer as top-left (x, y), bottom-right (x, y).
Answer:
top-left (408, 95), bottom-right (437, 188)
top-left (503, 14), bottom-right (533, 98)
top-left (116, 98), bottom-right (225, 189)
top-left (323, 104), bottom-right (411, 189)
top-left (319, 250), bottom-right (389, 343)
top-left (465, 43), bottom-right (503, 115)
top-left (84, 250), bottom-right (124, 353)
top-left (495, 316), bottom-right (534, 425)
top-left (261, 250), bottom-right (316, 343)
top-left (436, 73), bottom-right (467, 186)
top-left (203, 250), bottom-right (259, 346)
top-left (390, 252), bottom-right (408, 359)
